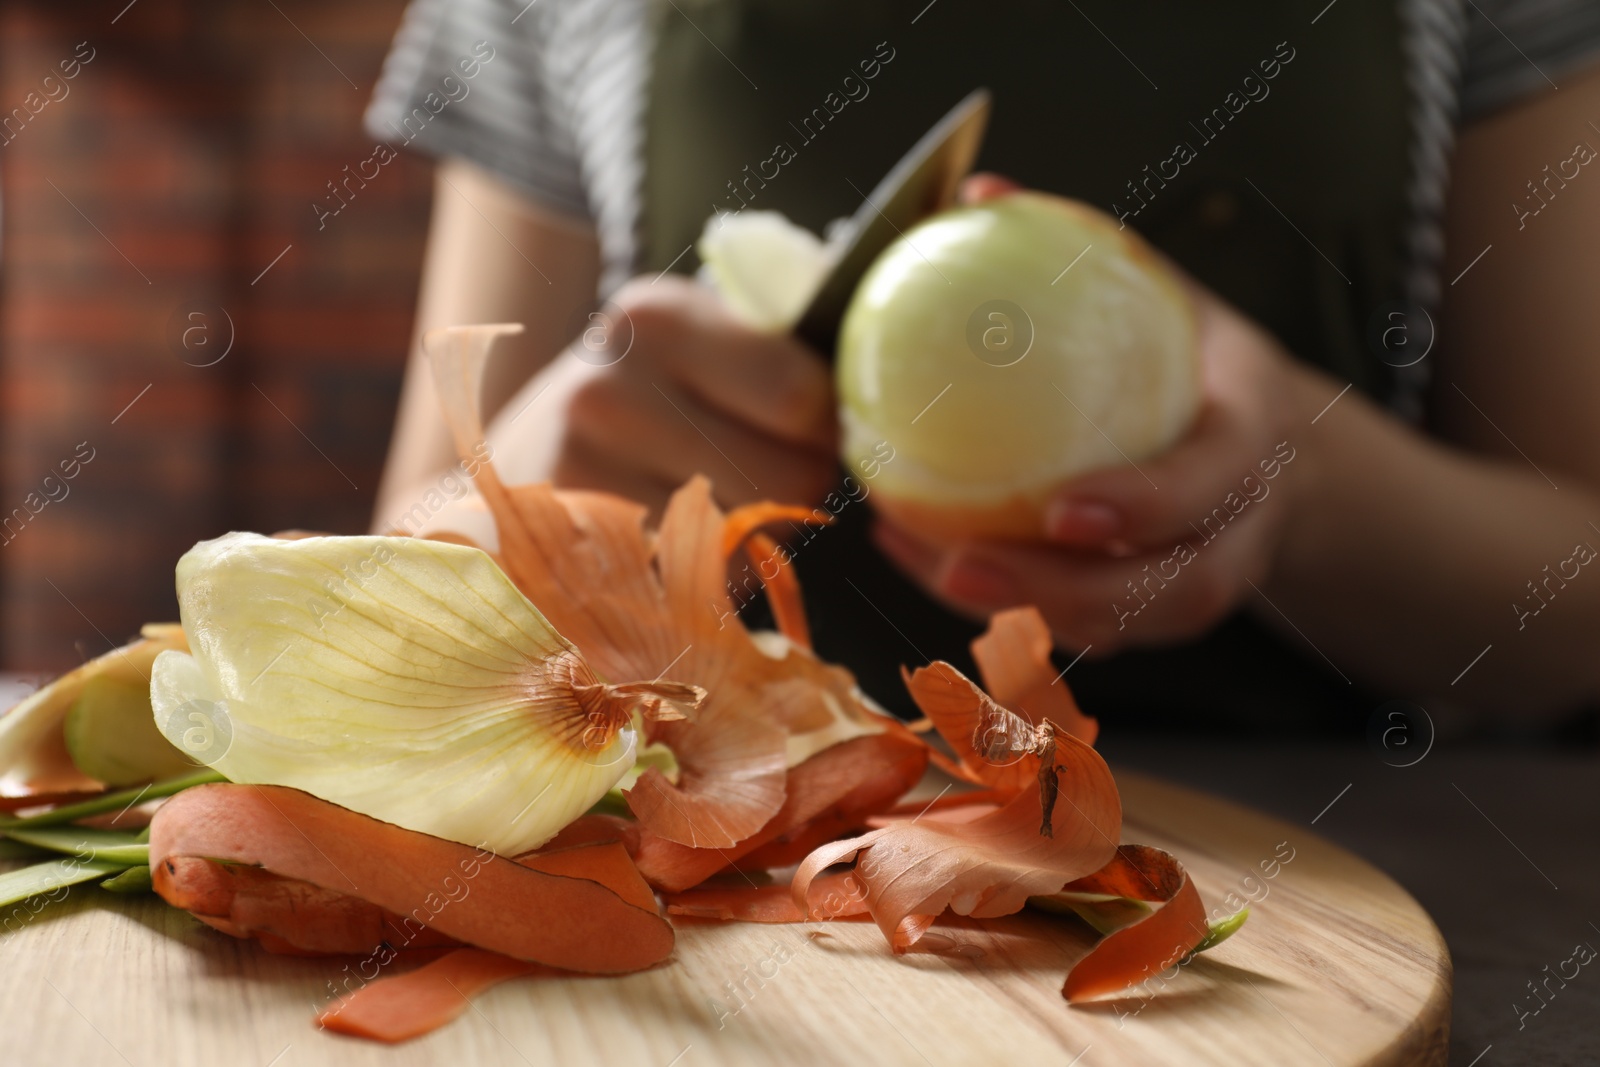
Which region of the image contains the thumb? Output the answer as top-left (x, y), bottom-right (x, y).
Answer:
top-left (959, 172), bottom-right (1023, 205)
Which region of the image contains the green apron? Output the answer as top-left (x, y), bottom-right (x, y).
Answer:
top-left (643, 0), bottom-right (1412, 731)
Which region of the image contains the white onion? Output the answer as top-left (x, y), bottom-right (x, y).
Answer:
top-left (837, 193), bottom-right (1199, 540)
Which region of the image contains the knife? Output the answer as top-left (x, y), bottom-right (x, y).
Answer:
top-left (793, 87), bottom-right (992, 358)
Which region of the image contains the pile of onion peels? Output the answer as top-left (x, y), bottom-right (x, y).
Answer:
top-left (0, 325), bottom-right (1240, 1044)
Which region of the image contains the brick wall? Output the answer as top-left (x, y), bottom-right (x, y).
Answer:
top-left (0, 0), bottom-right (430, 670)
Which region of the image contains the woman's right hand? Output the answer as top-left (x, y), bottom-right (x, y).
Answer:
top-left (486, 274), bottom-right (839, 514)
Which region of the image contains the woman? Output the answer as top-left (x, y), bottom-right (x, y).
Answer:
top-left (364, 0), bottom-right (1600, 731)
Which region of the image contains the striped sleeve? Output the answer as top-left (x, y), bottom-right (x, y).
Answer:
top-left (366, 0), bottom-right (651, 291)
top-left (365, 0), bottom-right (594, 220)
top-left (1459, 0), bottom-right (1600, 120)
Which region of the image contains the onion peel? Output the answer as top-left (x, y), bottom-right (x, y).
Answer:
top-left (633, 729), bottom-right (927, 893)
top-left (665, 871), bottom-right (869, 924)
top-left (791, 718), bottom-right (1120, 951)
top-left (1058, 845), bottom-right (1210, 1002)
top-left (149, 783), bottom-right (674, 974)
top-left (970, 606), bottom-right (1097, 746)
top-left (901, 607), bottom-right (1095, 797)
top-left (149, 532), bottom-right (699, 856)
top-left (790, 608), bottom-right (1217, 1005)
top-left (423, 325), bottom-right (894, 849)
top-left (153, 856), bottom-right (452, 957)
top-left (742, 531), bottom-right (811, 649)
top-left (318, 948), bottom-right (545, 1044)
top-left (0, 623), bottom-right (187, 799)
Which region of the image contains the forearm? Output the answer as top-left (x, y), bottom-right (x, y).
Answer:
top-left (372, 159), bottom-right (600, 531)
top-left (1266, 368), bottom-right (1600, 718)
top-left (480, 351), bottom-right (595, 487)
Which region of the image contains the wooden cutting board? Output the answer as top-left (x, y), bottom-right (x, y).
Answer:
top-left (0, 769), bottom-right (1449, 1067)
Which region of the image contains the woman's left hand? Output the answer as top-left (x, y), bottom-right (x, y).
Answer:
top-left (872, 272), bottom-right (1326, 655)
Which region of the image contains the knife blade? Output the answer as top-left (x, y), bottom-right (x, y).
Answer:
top-left (793, 87), bottom-right (992, 358)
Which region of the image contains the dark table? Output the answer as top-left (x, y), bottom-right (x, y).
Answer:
top-left (1100, 737), bottom-right (1600, 1067)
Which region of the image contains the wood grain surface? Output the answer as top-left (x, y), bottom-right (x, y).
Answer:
top-left (0, 769), bottom-right (1450, 1067)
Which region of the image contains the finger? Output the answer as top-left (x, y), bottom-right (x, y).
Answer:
top-left (959, 529), bottom-right (1269, 650)
top-left (611, 276), bottom-right (836, 449)
top-left (570, 375), bottom-right (834, 509)
top-left (876, 519), bottom-right (1262, 652)
top-left (1046, 401), bottom-right (1284, 550)
top-left (1046, 305), bottom-right (1295, 550)
top-left (959, 173), bottom-right (1023, 204)
top-left (873, 519), bottom-right (1102, 645)
top-left (551, 435), bottom-right (676, 516)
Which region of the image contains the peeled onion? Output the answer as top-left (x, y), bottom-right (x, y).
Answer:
top-left (837, 192), bottom-right (1199, 540)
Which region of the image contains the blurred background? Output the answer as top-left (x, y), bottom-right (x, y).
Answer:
top-left (0, 0), bottom-right (423, 671)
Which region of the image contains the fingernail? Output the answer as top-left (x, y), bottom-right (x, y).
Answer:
top-left (1044, 499), bottom-right (1121, 543)
top-left (940, 554), bottom-right (1018, 606)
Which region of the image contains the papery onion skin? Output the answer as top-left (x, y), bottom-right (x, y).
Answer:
top-left (837, 192), bottom-right (1199, 541)
top-left (423, 325), bottom-right (904, 850)
top-left (150, 533), bottom-right (701, 856)
top-left (0, 624), bottom-right (187, 797)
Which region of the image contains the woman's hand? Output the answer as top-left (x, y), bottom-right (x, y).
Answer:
top-left (870, 72), bottom-right (1600, 715)
top-left (872, 275), bottom-right (1325, 654)
top-left (487, 274), bottom-right (838, 514)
